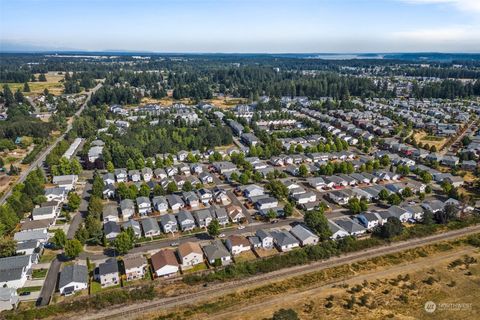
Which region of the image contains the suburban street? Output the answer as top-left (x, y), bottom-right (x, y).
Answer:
top-left (0, 82), bottom-right (103, 205)
top-left (34, 86), bottom-right (101, 307)
top-left (78, 224), bottom-right (480, 320)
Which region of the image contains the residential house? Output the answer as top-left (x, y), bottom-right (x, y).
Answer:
top-left (152, 196), bottom-right (168, 213)
top-left (0, 287), bottom-right (19, 311)
top-left (333, 219), bottom-right (367, 236)
top-left (141, 217), bottom-right (161, 237)
top-left (114, 169), bottom-right (128, 183)
top-left (95, 258), bottom-right (119, 287)
top-left (213, 187), bottom-right (230, 205)
top-left (52, 175), bottom-right (78, 191)
top-left (197, 188), bottom-right (213, 205)
top-left (32, 206), bottom-right (56, 221)
top-left (44, 187), bottom-right (67, 202)
top-left (289, 224), bottom-right (319, 246)
top-left (141, 167), bottom-right (153, 182)
top-left (123, 254), bottom-right (148, 281)
top-left (271, 230), bottom-right (300, 252)
top-left (177, 210), bottom-right (195, 231)
top-left (177, 242), bottom-right (203, 270)
top-left (291, 192), bottom-right (316, 205)
top-left (356, 211), bottom-right (382, 230)
top-left (103, 173), bottom-right (115, 185)
top-left (255, 197), bottom-right (278, 210)
top-left (166, 194), bottom-right (185, 211)
top-left (243, 184), bottom-right (264, 198)
top-left (58, 264), bottom-right (88, 295)
top-left (102, 204), bottom-right (119, 223)
top-left (422, 200), bottom-right (445, 213)
top-left (14, 229), bottom-right (48, 244)
top-left (255, 229), bottom-right (274, 249)
top-left (0, 254), bottom-right (37, 288)
top-left (225, 235), bottom-right (251, 255)
top-left (159, 214), bottom-right (178, 233)
top-left (183, 191), bottom-right (200, 209)
top-left (202, 241), bottom-right (232, 266)
top-left (199, 172), bottom-right (214, 184)
top-left (225, 204), bottom-right (245, 223)
top-left (193, 209), bottom-right (212, 228)
top-left (104, 221), bottom-right (121, 240)
top-left (120, 199), bottom-right (135, 219)
top-left (122, 219), bottom-right (141, 238)
top-left (328, 221), bottom-right (349, 239)
top-left (153, 168), bottom-right (167, 180)
top-left (210, 206), bottom-right (229, 226)
top-left (151, 250), bottom-right (179, 277)
top-left (136, 196), bottom-right (152, 215)
top-left (128, 170), bottom-right (141, 182)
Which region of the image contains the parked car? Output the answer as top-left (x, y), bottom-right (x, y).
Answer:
top-left (219, 233), bottom-right (226, 238)
top-left (170, 242), bottom-right (179, 247)
top-left (19, 292), bottom-right (31, 296)
top-left (237, 225), bottom-right (245, 230)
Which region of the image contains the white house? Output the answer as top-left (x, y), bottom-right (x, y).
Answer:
top-left (58, 264), bottom-right (88, 295)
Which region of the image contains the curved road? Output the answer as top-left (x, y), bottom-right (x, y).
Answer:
top-left (79, 224), bottom-right (480, 320)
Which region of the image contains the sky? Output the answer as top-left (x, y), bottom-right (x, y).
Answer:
top-left (0, 0), bottom-right (479, 53)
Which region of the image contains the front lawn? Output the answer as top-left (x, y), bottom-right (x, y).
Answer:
top-left (39, 250), bottom-right (58, 263)
top-left (17, 286), bottom-right (42, 294)
top-left (32, 268), bottom-right (48, 279)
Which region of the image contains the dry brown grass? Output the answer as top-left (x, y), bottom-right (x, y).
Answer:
top-left (142, 240), bottom-right (479, 320)
top-left (1, 72), bottom-right (65, 96)
top-left (413, 131), bottom-right (448, 150)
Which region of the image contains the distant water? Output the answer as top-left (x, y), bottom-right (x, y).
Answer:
top-left (306, 54), bottom-right (384, 60)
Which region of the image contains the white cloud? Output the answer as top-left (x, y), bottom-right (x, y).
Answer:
top-left (398, 0), bottom-right (480, 13)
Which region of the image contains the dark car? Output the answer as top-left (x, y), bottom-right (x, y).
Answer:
top-left (20, 291), bottom-right (31, 296)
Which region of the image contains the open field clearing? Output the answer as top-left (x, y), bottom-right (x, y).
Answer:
top-left (1, 72), bottom-right (65, 95)
top-left (413, 131), bottom-right (448, 150)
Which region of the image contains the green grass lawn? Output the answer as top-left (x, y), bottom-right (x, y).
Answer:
top-left (32, 268), bottom-right (48, 279)
top-left (89, 281), bottom-right (120, 295)
top-left (39, 250), bottom-right (58, 263)
top-left (17, 286), bottom-right (42, 294)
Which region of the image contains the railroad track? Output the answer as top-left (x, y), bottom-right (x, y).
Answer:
top-left (80, 225), bottom-right (480, 320)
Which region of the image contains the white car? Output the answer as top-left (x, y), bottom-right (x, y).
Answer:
top-left (237, 225), bottom-right (245, 230)
top-left (219, 233), bottom-right (226, 238)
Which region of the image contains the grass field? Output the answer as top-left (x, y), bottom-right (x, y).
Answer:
top-left (413, 131), bottom-right (448, 150)
top-left (17, 286), bottom-right (42, 294)
top-left (39, 249), bottom-right (59, 263)
top-left (0, 72), bottom-right (65, 96)
top-left (32, 268), bottom-right (48, 279)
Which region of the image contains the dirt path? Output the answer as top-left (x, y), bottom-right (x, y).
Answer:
top-left (208, 247), bottom-right (477, 320)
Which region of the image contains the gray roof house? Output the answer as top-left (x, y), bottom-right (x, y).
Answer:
top-left (120, 199), bottom-right (135, 219)
top-left (166, 194), bottom-right (185, 211)
top-left (271, 230), bottom-right (300, 252)
top-left (202, 241), bottom-right (232, 266)
top-left (333, 219), bottom-right (366, 236)
top-left (141, 217), bottom-right (161, 237)
top-left (193, 209), bottom-right (212, 228)
top-left (177, 210), bottom-right (195, 231)
top-left (122, 219), bottom-right (141, 238)
top-left (210, 206), bottom-right (229, 226)
top-left (95, 258), bottom-right (119, 287)
top-left (58, 264), bottom-right (88, 295)
top-left (289, 224), bottom-right (319, 246)
top-left (160, 214), bottom-right (178, 233)
top-left (136, 196), bottom-right (152, 215)
top-left (152, 196), bottom-right (168, 213)
top-left (104, 221), bottom-right (121, 240)
top-left (255, 229), bottom-right (274, 249)
top-left (0, 287), bottom-right (19, 311)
